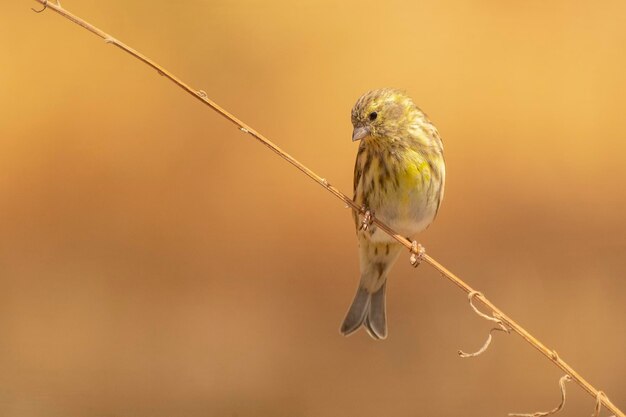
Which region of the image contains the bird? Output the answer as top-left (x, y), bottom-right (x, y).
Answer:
top-left (340, 88), bottom-right (445, 340)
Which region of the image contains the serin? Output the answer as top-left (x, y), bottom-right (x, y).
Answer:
top-left (341, 88), bottom-right (446, 340)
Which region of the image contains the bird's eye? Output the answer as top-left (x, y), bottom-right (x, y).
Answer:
top-left (369, 112), bottom-right (378, 121)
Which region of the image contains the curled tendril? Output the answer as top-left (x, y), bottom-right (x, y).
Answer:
top-left (458, 291), bottom-right (510, 358)
top-left (593, 391), bottom-right (617, 417)
top-left (31, 0), bottom-right (48, 13)
top-left (509, 375), bottom-right (572, 417)
top-left (31, 0), bottom-right (61, 13)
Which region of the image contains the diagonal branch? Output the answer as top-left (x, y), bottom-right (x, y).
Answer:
top-left (28, 1), bottom-right (624, 416)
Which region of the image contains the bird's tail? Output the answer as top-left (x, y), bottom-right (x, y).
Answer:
top-left (340, 282), bottom-right (388, 339)
top-left (341, 240), bottom-right (402, 339)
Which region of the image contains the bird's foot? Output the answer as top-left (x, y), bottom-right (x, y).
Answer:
top-left (409, 241), bottom-right (425, 267)
top-left (360, 208), bottom-right (374, 231)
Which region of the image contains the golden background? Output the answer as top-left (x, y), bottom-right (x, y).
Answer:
top-left (1, 1), bottom-right (625, 416)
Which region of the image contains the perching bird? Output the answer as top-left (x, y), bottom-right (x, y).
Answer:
top-left (341, 88), bottom-right (445, 340)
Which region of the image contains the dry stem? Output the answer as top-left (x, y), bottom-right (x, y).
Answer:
top-left (29, 1), bottom-right (624, 416)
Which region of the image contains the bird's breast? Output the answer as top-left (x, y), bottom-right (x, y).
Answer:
top-left (354, 145), bottom-right (444, 240)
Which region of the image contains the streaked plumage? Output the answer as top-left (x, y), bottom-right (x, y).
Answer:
top-left (341, 88), bottom-right (445, 340)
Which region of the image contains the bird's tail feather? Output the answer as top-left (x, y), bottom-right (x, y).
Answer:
top-left (340, 285), bottom-right (370, 336)
top-left (340, 283), bottom-right (387, 339)
top-left (365, 282), bottom-right (386, 339)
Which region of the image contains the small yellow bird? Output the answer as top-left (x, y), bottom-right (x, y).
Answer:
top-left (341, 88), bottom-right (445, 340)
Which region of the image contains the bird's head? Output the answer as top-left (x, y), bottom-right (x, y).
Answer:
top-left (350, 88), bottom-right (419, 142)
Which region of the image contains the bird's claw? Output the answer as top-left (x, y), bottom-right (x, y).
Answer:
top-left (360, 209), bottom-right (374, 231)
top-left (409, 241), bottom-right (425, 267)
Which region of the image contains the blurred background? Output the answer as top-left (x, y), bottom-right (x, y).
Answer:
top-left (1, 1), bottom-right (625, 416)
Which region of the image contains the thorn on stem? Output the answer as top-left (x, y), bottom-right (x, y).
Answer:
top-left (196, 90), bottom-right (207, 99)
top-left (459, 291), bottom-right (510, 358)
top-left (509, 375), bottom-right (572, 417)
top-left (321, 178), bottom-right (329, 186)
top-left (409, 241), bottom-right (425, 267)
top-left (239, 127), bottom-right (249, 134)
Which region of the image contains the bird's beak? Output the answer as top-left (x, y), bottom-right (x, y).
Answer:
top-left (352, 126), bottom-right (370, 142)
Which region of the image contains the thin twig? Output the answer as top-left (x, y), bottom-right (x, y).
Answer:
top-left (509, 375), bottom-right (572, 417)
top-left (28, 2), bottom-right (624, 416)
